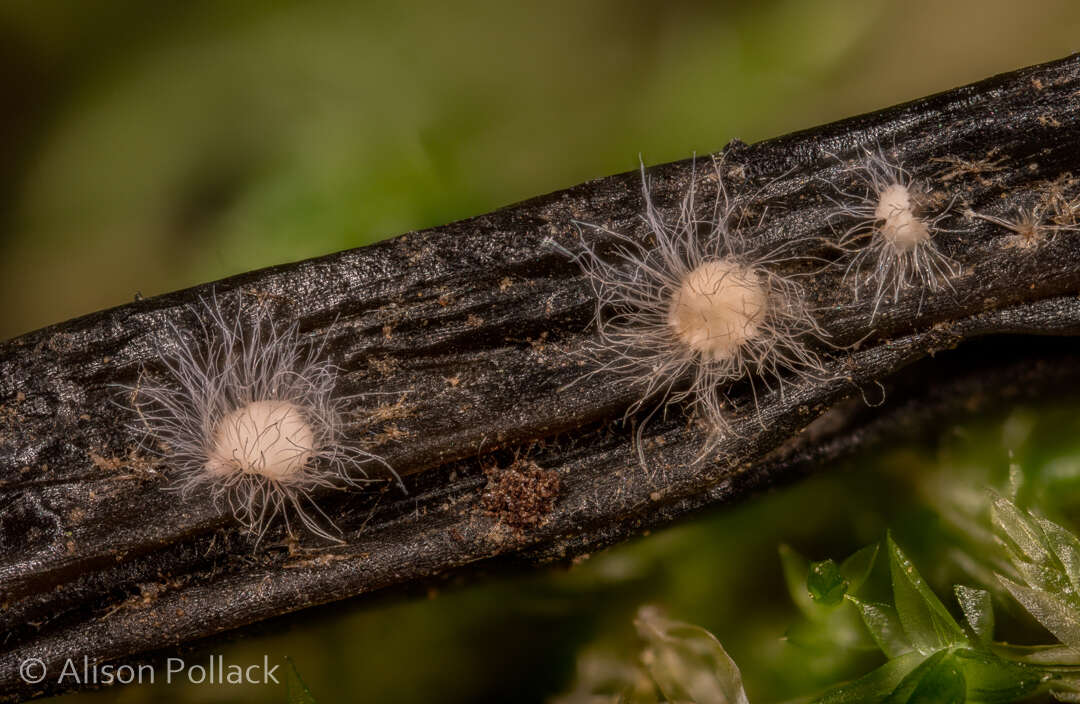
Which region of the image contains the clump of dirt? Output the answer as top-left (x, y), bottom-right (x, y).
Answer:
top-left (481, 459), bottom-right (560, 529)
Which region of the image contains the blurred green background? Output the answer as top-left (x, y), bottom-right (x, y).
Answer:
top-left (3, 0), bottom-right (1080, 339)
top-left (3, 1), bottom-right (1077, 701)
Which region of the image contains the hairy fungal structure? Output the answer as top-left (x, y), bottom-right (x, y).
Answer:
top-left (830, 148), bottom-right (960, 316)
top-left (970, 207), bottom-right (1052, 249)
top-left (560, 161), bottom-right (828, 461)
top-left (969, 194), bottom-right (1080, 249)
top-left (130, 293), bottom-right (401, 543)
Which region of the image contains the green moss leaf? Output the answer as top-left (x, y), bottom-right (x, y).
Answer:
top-left (285, 657), bottom-right (318, 704)
top-left (999, 576), bottom-right (1080, 650)
top-left (887, 534), bottom-right (968, 655)
top-left (809, 559), bottom-right (849, 606)
top-left (841, 543), bottom-right (880, 593)
top-left (849, 597), bottom-right (913, 659)
top-left (884, 650), bottom-right (963, 704)
top-left (953, 585), bottom-right (994, 646)
top-left (634, 606), bottom-right (749, 704)
top-left (549, 652), bottom-right (659, 704)
top-left (992, 497), bottom-right (1080, 649)
top-left (780, 544), bottom-right (817, 619)
top-left (950, 648), bottom-right (1046, 703)
top-left (991, 496), bottom-right (1051, 568)
top-left (811, 651), bottom-right (926, 704)
top-left (880, 648), bottom-right (1045, 704)
top-left (1037, 517), bottom-right (1080, 594)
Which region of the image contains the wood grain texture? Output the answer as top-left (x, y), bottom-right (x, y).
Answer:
top-left (2, 52), bottom-right (1080, 701)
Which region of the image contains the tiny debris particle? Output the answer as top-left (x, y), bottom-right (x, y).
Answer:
top-left (481, 459), bottom-right (560, 529)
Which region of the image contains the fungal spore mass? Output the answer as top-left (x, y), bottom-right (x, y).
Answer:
top-left (667, 259), bottom-right (768, 361)
top-left (206, 400), bottom-right (315, 481)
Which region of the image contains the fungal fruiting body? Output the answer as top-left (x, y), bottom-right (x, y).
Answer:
top-left (666, 259), bottom-right (768, 361)
top-left (561, 160), bottom-right (827, 460)
top-left (831, 148), bottom-right (959, 316)
top-left (969, 192), bottom-right (1080, 249)
top-left (969, 207), bottom-right (1046, 249)
top-left (204, 401), bottom-right (313, 480)
top-left (131, 293), bottom-right (400, 542)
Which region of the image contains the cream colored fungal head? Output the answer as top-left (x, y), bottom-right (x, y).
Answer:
top-left (129, 292), bottom-right (402, 544)
top-left (875, 183), bottom-right (913, 221)
top-left (206, 400), bottom-right (314, 481)
top-left (667, 259), bottom-right (768, 361)
top-left (880, 209), bottom-right (931, 254)
top-left (556, 157), bottom-right (828, 463)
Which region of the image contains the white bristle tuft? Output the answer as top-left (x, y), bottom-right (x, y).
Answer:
top-left (127, 291), bottom-right (402, 545)
top-left (829, 147), bottom-right (960, 318)
top-left (556, 157), bottom-right (829, 464)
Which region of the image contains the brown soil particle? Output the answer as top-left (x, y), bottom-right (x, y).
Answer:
top-left (481, 459), bottom-right (560, 529)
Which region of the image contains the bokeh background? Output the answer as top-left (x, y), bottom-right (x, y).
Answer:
top-left (2, 1), bottom-right (1077, 701)
top-left (4, 0), bottom-right (1080, 339)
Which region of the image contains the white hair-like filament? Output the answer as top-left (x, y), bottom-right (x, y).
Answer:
top-left (829, 148), bottom-right (960, 318)
top-left (129, 292), bottom-right (401, 544)
top-left (969, 197), bottom-right (1080, 248)
top-left (559, 158), bottom-right (829, 464)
